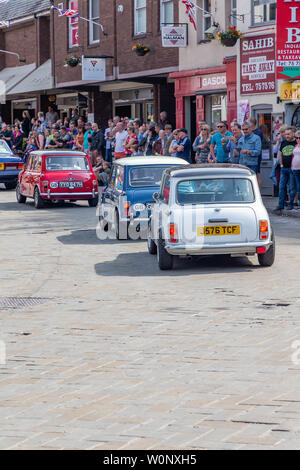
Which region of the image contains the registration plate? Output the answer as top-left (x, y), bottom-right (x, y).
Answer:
top-left (59, 181), bottom-right (84, 189)
top-left (197, 225), bottom-right (241, 236)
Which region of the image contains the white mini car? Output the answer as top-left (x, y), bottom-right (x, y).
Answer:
top-left (147, 164), bottom-right (275, 270)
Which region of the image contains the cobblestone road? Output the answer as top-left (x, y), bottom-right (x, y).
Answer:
top-left (0, 188), bottom-right (300, 450)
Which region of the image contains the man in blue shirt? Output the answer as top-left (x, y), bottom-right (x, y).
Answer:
top-left (176, 128), bottom-right (191, 163)
top-left (237, 121), bottom-right (262, 174)
top-left (210, 121), bottom-right (233, 163)
top-left (223, 123), bottom-right (243, 164)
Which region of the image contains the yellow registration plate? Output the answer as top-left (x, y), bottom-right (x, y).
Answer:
top-left (197, 225), bottom-right (241, 236)
top-left (0, 163), bottom-right (5, 170)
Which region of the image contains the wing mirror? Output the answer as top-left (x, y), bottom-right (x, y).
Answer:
top-left (153, 192), bottom-right (160, 202)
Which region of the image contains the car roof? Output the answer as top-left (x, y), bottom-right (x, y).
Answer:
top-left (30, 150), bottom-right (87, 157)
top-left (113, 156), bottom-right (188, 166)
top-left (166, 164), bottom-right (255, 178)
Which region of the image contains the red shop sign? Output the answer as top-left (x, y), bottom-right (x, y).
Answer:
top-left (277, 0), bottom-right (300, 79)
top-left (240, 34), bottom-right (276, 95)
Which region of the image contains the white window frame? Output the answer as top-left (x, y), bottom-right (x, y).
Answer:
top-left (69, 0), bottom-right (79, 48)
top-left (252, 0), bottom-right (276, 26)
top-left (89, 0), bottom-right (100, 44)
top-left (230, 0), bottom-right (237, 27)
top-left (134, 0), bottom-right (147, 36)
top-left (197, 0), bottom-right (212, 43)
top-left (160, 0), bottom-right (174, 27)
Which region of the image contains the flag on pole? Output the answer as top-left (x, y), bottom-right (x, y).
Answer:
top-left (181, 0), bottom-right (197, 31)
top-left (51, 6), bottom-right (79, 18)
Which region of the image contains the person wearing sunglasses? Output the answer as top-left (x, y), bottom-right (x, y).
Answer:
top-left (210, 121), bottom-right (233, 163)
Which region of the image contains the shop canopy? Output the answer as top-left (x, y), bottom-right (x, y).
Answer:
top-left (8, 60), bottom-right (53, 95)
top-left (0, 63), bottom-right (36, 95)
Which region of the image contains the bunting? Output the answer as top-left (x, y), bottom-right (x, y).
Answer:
top-left (181, 0), bottom-right (197, 31)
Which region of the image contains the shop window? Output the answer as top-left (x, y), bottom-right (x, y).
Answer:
top-left (134, 0), bottom-right (147, 35)
top-left (89, 0), bottom-right (100, 44)
top-left (196, 0), bottom-right (211, 43)
top-left (69, 0), bottom-right (79, 48)
top-left (160, 0), bottom-right (174, 27)
top-left (252, 0), bottom-right (276, 25)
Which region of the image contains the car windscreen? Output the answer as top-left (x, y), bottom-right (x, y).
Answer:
top-left (129, 166), bottom-right (171, 188)
top-left (177, 178), bottom-right (255, 204)
top-left (0, 140), bottom-right (12, 154)
top-left (46, 156), bottom-right (90, 171)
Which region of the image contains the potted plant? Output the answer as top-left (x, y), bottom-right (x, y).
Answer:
top-left (132, 44), bottom-right (150, 57)
top-left (217, 26), bottom-right (243, 47)
top-left (64, 56), bottom-right (81, 67)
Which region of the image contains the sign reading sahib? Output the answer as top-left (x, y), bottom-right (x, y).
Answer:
top-left (276, 0), bottom-right (300, 79)
top-left (240, 34), bottom-right (276, 95)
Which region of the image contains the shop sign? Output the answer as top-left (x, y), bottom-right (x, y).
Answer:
top-left (161, 26), bottom-right (187, 47)
top-left (201, 73), bottom-right (226, 90)
top-left (240, 34), bottom-right (276, 94)
top-left (237, 100), bottom-right (250, 125)
top-left (280, 82), bottom-right (300, 100)
top-left (277, 0), bottom-right (300, 79)
top-left (82, 57), bottom-right (106, 81)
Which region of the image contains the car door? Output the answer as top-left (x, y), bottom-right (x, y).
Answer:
top-left (31, 155), bottom-right (42, 196)
top-left (102, 164), bottom-right (117, 223)
top-left (21, 154), bottom-right (33, 196)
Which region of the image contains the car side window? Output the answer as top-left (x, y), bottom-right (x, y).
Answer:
top-left (162, 175), bottom-right (170, 204)
top-left (109, 165), bottom-right (117, 187)
top-left (116, 166), bottom-right (124, 192)
top-left (32, 156), bottom-right (42, 173)
top-left (26, 155), bottom-right (34, 170)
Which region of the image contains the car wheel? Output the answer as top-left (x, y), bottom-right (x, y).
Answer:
top-left (258, 232), bottom-right (275, 267)
top-left (147, 225), bottom-right (157, 255)
top-left (88, 196), bottom-right (98, 207)
top-left (16, 183), bottom-right (26, 204)
top-left (157, 233), bottom-right (173, 270)
top-left (5, 182), bottom-right (17, 190)
top-left (34, 187), bottom-right (44, 209)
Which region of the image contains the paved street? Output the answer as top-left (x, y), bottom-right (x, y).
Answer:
top-left (1, 186), bottom-right (300, 450)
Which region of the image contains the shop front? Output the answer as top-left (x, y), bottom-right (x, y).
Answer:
top-left (170, 59), bottom-right (237, 142)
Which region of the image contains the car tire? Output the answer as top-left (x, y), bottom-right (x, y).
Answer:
top-left (157, 233), bottom-right (173, 270)
top-left (147, 225), bottom-right (157, 255)
top-left (88, 196), bottom-right (98, 207)
top-left (34, 187), bottom-right (44, 209)
top-left (258, 232), bottom-right (275, 267)
top-left (5, 182), bottom-right (17, 190)
top-left (16, 183), bottom-right (26, 204)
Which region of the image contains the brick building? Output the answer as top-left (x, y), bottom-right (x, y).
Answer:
top-left (52, 0), bottom-right (179, 127)
top-left (0, 0), bottom-right (179, 127)
top-left (0, 0), bottom-right (53, 123)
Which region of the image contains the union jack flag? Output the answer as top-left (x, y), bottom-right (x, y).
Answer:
top-left (52, 6), bottom-right (79, 18)
top-left (181, 0), bottom-right (197, 31)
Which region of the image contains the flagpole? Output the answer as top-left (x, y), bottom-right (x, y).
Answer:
top-left (78, 16), bottom-right (108, 36)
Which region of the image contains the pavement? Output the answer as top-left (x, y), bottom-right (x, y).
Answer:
top-left (1, 186), bottom-right (300, 450)
top-left (264, 196), bottom-right (300, 219)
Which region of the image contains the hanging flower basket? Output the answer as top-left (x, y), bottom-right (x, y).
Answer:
top-left (132, 44), bottom-right (150, 57)
top-left (64, 56), bottom-right (81, 67)
top-left (217, 27), bottom-right (243, 47)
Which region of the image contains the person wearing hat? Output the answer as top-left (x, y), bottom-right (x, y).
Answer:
top-left (84, 122), bottom-right (93, 153)
top-left (176, 128), bottom-right (192, 163)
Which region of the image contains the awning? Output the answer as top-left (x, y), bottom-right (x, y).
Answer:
top-left (0, 63), bottom-right (36, 95)
top-left (8, 60), bottom-right (53, 95)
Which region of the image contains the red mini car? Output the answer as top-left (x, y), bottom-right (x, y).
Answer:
top-left (16, 151), bottom-right (99, 209)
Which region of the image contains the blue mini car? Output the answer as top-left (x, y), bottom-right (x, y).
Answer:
top-left (0, 139), bottom-right (24, 190)
top-left (99, 156), bottom-right (188, 239)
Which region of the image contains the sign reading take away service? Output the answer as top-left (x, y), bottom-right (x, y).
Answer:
top-left (240, 34), bottom-right (276, 94)
top-left (277, 0), bottom-right (300, 79)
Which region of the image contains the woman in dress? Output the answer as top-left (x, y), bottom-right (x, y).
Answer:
top-left (193, 125), bottom-right (211, 163)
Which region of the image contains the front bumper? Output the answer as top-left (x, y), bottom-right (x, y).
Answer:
top-left (165, 240), bottom-right (273, 256)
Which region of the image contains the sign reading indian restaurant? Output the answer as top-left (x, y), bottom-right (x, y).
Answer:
top-left (240, 34), bottom-right (276, 95)
top-left (161, 26), bottom-right (187, 47)
top-left (277, 0), bottom-right (300, 79)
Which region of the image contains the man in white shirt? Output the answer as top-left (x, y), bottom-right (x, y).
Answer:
top-left (114, 122), bottom-right (128, 159)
